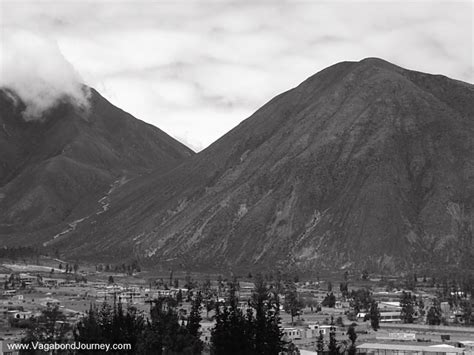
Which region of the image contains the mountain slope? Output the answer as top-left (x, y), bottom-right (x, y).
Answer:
top-left (0, 88), bottom-right (194, 244)
top-left (58, 58), bottom-right (474, 272)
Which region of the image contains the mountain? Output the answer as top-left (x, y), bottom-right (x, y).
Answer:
top-left (40, 58), bottom-right (474, 273)
top-left (0, 87), bottom-right (194, 245)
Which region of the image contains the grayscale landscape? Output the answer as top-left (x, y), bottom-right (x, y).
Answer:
top-left (0, 1), bottom-right (473, 354)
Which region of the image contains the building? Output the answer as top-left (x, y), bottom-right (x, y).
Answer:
top-left (379, 311), bottom-right (402, 323)
top-left (357, 343), bottom-right (466, 355)
top-left (7, 310), bottom-right (32, 320)
top-left (283, 327), bottom-right (302, 341)
top-left (18, 274), bottom-right (37, 287)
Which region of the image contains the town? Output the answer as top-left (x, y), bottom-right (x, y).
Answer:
top-left (0, 251), bottom-right (472, 354)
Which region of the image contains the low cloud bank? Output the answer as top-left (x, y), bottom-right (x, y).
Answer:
top-left (0, 29), bottom-right (90, 120)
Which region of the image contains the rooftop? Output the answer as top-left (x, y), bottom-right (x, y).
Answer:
top-left (357, 343), bottom-right (464, 353)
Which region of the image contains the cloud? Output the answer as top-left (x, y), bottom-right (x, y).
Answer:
top-left (1, 1), bottom-right (472, 148)
top-left (0, 29), bottom-right (90, 120)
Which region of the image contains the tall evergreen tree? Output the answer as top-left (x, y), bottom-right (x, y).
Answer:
top-left (138, 296), bottom-right (202, 354)
top-left (328, 326), bottom-right (338, 355)
top-left (187, 292), bottom-right (203, 340)
top-left (284, 281), bottom-right (303, 325)
top-left (460, 299), bottom-right (472, 325)
top-left (316, 330), bottom-right (325, 354)
top-left (347, 325), bottom-right (357, 355)
top-left (211, 281), bottom-right (251, 354)
top-left (400, 292), bottom-right (415, 323)
top-left (369, 300), bottom-right (380, 331)
top-left (211, 276), bottom-right (285, 355)
top-left (75, 304), bottom-right (104, 346)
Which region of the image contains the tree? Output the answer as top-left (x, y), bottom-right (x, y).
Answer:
top-left (426, 304), bottom-right (442, 326)
top-left (400, 292), bottom-right (415, 323)
top-left (73, 263), bottom-right (79, 274)
top-left (316, 330), bottom-right (325, 354)
top-left (108, 275), bottom-right (115, 285)
top-left (138, 296), bottom-right (202, 354)
top-left (75, 304), bottom-right (103, 345)
top-left (176, 289), bottom-right (183, 304)
top-left (203, 276), bottom-right (211, 293)
top-left (328, 326), bottom-right (338, 355)
top-left (369, 300), bottom-right (380, 331)
top-left (211, 276), bottom-right (285, 355)
top-left (23, 305), bottom-right (71, 345)
top-left (460, 299), bottom-right (472, 325)
top-left (251, 274), bottom-right (285, 355)
top-left (187, 292), bottom-right (203, 340)
top-left (339, 282), bottom-right (349, 298)
top-left (350, 288), bottom-right (372, 315)
top-left (322, 292), bottom-right (336, 308)
top-left (184, 272), bottom-right (193, 290)
top-left (211, 281), bottom-right (251, 354)
top-left (284, 281), bottom-right (303, 325)
top-left (347, 325), bottom-right (357, 355)
top-left (75, 302), bottom-right (144, 354)
top-left (417, 298), bottom-right (425, 318)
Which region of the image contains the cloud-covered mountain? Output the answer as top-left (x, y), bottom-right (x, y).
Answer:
top-left (0, 87), bottom-right (194, 244)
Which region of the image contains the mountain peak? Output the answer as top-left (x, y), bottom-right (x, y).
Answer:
top-left (54, 60), bottom-right (474, 273)
top-left (358, 56), bottom-right (393, 66)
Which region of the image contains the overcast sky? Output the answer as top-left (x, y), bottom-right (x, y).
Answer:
top-left (1, 0), bottom-right (473, 151)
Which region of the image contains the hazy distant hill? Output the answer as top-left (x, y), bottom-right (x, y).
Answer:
top-left (19, 58), bottom-right (474, 273)
top-left (0, 88), bottom-right (194, 244)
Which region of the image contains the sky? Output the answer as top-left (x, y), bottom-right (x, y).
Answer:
top-left (0, 0), bottom-right (473, 151)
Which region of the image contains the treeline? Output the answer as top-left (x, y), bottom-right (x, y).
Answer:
top-left (20, 295), bottom-right (204, 354)
top-left (211, 275), bottom-right (286, 354)
top-left (96, 260), bottom-right (141, 275)
top-left (77, 297), bottom-right (203, 354)
top-left (20, 275), bottom-right (296, 354)
top-left (0, 246), bottom-right (38, 259)
top-left (58, 263), bottom-right (79, 274)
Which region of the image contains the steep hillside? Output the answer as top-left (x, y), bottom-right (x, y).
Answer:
top-left (57, 58), bottom-right (474, 273)
top-left (0, 88), bottom-right (194, 244)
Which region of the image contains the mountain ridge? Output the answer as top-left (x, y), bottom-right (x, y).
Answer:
top-left (4, 58), bottom-right (474, 274)
top-left (0, 86), bottom-right (194, 245)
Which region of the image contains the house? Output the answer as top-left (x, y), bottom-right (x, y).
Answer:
top-left (379, 311), bottom-right (402, 323)
top-left (378, 301), bottom-right (402, 311)
top-left (18, 274), bottom-right (37, 287)
top-left (318, 325), bottom-right (334, 335)
top-left (376, 332), bottom-right (417, 341)
top-left (282, 327), bottom-right (302, 340)
top-left (1, 291), bottom-right (15, 297)
top-left (7, 310), bottom-right (32, 320)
